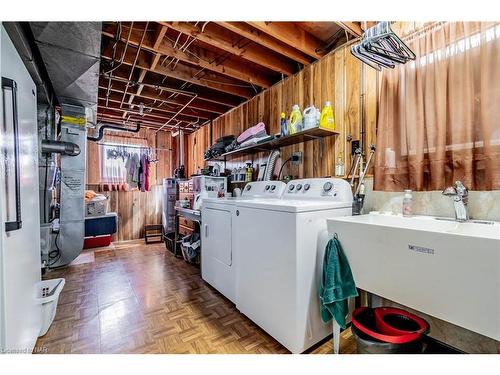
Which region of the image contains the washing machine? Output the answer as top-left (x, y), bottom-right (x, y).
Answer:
top-left (233, 178), bottom-right (353, 353)
top-left (201, 181), bottom-right (286, 303)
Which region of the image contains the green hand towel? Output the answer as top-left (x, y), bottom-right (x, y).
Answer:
top-left (319, 236), bottom-right (358, 329)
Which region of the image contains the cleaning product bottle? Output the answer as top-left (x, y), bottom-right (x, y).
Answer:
top-left (335, 152), bottom-right (344, 176)
top-left (402, 189), bottom-right (413, 217)
top-left (280, 112), bottom-right (288, 136)
top-left (320, 101), bottom-right (335, 130)
top-left (245, 163), bottom-right (253, 182)
top-left (288, 105), bottom-right (302, 135)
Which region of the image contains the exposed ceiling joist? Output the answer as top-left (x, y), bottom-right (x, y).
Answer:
top-left (98, 83), bottom-right (228, 115)
top-left (98, 94), bottom-right (211, 121)
top-left (161, 22), bottom-right (296, 76)
top-left (246, 22), bottom-right (324, 60)
top-left (97, 111), bottom-right (192, 131)
top-left (335, 22), bottom-right (364, 37)
top-left (100, 70), bottom-right (241, 108)
top-left (98, 103), bottom-right (199, 124)
top-left (215, 22), bottom-right (313, 65)
top-left (126, 24), bottom-right (168, 110)
top-left (102, 28), bottom-right (273, 89)
top-left (101, 49), bottom-right (255, 99)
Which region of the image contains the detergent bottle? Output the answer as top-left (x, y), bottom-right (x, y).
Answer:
top-left (320, 101), bottom-right (335, 130)
top-left (288, 105), bottom-right (303, 135)
top-left (280, 112), bottom-right (288, 136)
top-left (303, 105), bottom-right (320, 130)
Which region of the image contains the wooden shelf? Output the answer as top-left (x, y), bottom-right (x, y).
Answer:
top-left (205, 126), bottom-right (339, 162)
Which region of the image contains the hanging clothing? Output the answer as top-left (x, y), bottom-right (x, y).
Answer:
top-left (139, 153), bottom-right (150, 192)
top-left (125, 153), bottom-right (140, 190)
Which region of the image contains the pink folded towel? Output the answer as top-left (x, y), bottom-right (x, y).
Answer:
top-left (237, 122), bottom-right (267, 144)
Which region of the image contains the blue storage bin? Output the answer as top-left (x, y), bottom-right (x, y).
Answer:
top-left (84, 212), bottom-right (118, 237)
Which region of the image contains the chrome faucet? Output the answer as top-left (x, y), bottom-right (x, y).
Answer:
top-left (442, 181), bottom-right (469, 221)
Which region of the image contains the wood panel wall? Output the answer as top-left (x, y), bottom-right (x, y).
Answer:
top-left (90, 42), bottom-right (380, 241)
top-left (186, 43), bottom-right (379, 181)
top-left (86, 127), bottom-right (175, 241)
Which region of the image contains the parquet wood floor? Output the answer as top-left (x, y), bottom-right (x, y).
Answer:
top-left (35, 241), bottom-right (356, 354)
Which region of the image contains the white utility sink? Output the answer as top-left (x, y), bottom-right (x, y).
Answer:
top-left (327, 212), bottom-right (500, 341)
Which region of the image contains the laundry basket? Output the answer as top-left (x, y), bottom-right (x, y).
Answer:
top-left (85, 197), bottom-right (109, 217)
top-left (37, 278), bottom-right (65, 336)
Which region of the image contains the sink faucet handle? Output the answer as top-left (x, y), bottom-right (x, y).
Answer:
top-left (442, 185), bottom-right (457, 196)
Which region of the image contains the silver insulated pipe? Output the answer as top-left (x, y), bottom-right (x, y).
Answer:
top-left (41, 139), bottom-right (81, 156)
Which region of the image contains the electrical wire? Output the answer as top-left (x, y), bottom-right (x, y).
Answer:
top-left (47, 231), bottom-right (61, 267)
top-left (277, 157), bottom-right (292, 181)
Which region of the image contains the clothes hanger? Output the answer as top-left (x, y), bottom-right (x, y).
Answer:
top-left (351, 44), bottom-right (396, 70)
top-left (351, 21), bottom-right (415, 70)
top-left (366, 22), bottom-right (416, 61)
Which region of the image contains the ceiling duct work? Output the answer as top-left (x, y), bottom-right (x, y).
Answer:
top-left (29, 22), bottom-right (101, 126)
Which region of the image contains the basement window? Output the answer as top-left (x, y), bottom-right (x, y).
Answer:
top-left (100, 142), bottom-right (144, 190)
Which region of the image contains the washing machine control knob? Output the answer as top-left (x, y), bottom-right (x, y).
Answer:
top-left (270, 185), bottom-right (276, 191)
top-left (246, 185), bottom-right (251, 191)
top-left (323, 182), bottom-right (333, 192)
top-left (304, 183), bottom-right (310, 191)
top-left (265, 185), bottom-right (270, 190)
top-left (296, 184), bottom-right (302, 191)
top-left (288, 184), bottom-right (295, 191)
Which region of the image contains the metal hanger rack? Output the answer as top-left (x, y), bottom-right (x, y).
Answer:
top-left (95, 142), bottom-right (173, 152)
top-left (351, 21), bottom-right (416, 71)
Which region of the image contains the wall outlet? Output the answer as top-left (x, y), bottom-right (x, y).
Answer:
top-left (292, 151), bottom-right (302, 166)
top-left (351, 140), bottom-right (360, 155)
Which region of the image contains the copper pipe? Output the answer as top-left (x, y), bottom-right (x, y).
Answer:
top-left (155, 94), bottom-right (197, 133)
top-left (101, 73), bottom-right (197, 97)
top-left (119, 21), bottom-right (149, 111)
top-left (105, 22), bottom-right (124, 107)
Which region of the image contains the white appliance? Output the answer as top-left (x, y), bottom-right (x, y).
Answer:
top-left (234, 178), bottom-right (353, 353)
top-left (201, 181), bottom-right (286, 303)
top-left (1, 26), bottom-right (42, 352)
top-left (192, 175), bottom-right (227, 211)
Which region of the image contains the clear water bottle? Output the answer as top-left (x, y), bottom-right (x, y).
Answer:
top-left (402, 190), bottom-right (413, 217)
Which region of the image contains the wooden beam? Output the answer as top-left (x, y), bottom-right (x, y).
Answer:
top-left (127, 24), bottom-right (168, 112)
top-left (335, 22), bottom-right (364, 37)
top-left (99, 70), bottom-right (240, 109)
top-left (216, 22), bottom-right (313, 65)
top-left (161, 21), bottom-right (296, 76)
top-left (97, 111), bottom-right (183, 130)
top-left (246, 22), bottom-right (324, 60)
top-left (101, 48), bottom-right (255, 99)
top-left (98, 82), bottom-right (228, 115)
top-left (98, 96), bottom-right (211, 122)
top-left (102, 28), bottom-right (273, 88)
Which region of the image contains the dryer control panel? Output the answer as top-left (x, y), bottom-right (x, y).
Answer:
top-left (241, 181), bottom-right (286, 198)
top-left (284, 178), bottom-right (353, 202)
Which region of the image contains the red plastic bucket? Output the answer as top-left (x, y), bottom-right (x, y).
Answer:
top-left (352, 307), bottom-right (428, 344)
top-left (374, 307), bottom-right (429, 338)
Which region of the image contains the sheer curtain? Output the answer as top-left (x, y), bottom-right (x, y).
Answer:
top-left (375, 22), bottom-right (500, 191)
top-left (99, 133), bottom-right (148, 191)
